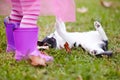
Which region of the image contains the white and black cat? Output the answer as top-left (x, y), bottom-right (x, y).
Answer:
top-left (38, 19), bottom-right (112, 57)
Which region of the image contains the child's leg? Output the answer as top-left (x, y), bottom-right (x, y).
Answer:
top-left (13, 0), bottom-right (53, 66)
top-left (20, 0), bottom-right (40, 28)
top-left (9, 0), bottom-right (23, 23)
top-left (4, 0), bottom-right (22, 53)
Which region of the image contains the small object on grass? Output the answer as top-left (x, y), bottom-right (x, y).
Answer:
top-left (64, 42), bottom-right (71, 53)
top-left (100, 0), bottom-right (112, 8)
top-left (77, 7), bottom-right (88, 13)
top-left (29, 55), bottom-right (46, 67)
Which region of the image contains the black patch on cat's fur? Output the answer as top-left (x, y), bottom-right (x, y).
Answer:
top-left (37, 41), bottom-right (44, 46)
top-left (95, 51), bottom-right (112, 57)
top-left (103, 40), bottom-right (108, 50)
top-left (101, 40), bottom-right (108, 51)
top-left (78, 44), bottom-right (85, 51)
top-left (73, 42), bottom-right (76, 47)
top-left (37, 37), bottom-right (57, 48)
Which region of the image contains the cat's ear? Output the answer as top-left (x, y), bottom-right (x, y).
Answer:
top-left (37, 41), bottom-right (44, 46)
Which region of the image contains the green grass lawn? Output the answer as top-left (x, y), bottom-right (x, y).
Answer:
top-left (0, 0), bottom-right (120, 80)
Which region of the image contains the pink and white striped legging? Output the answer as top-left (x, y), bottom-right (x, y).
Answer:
top-left (10, 0), bottom-right (40, 28)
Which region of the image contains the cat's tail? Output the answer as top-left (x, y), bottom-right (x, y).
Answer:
top-left (55, 18), bottom-right (67, 34)
top-left (55, 18), bottom-right (74, 47)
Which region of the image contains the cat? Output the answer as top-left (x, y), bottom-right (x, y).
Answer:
top-left (38, 19), bottom-right (112, 57)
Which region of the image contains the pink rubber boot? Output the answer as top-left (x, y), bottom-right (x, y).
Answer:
top-left (13, 27), bottom-right (53, 63)
top-left (4, 17), bottom-right (19, 53)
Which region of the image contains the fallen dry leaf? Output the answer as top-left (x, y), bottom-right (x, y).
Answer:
top-left (0, 48), bottom-right (2, 53)
top-left (115, 48), bottom-right (120, 53)
top-left (100, 0), bottom-right (112, 8)
top-left (76, 75), bottom-right (83, 80)
top-left (77, 7), bottom-right (88, 13)
top-left (64, 42), bottom-right (71, 53)
top-left (29, 55), bottom-right (46, 67)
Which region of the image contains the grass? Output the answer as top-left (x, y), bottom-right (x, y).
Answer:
top-left (0, 0), bottom-right (120, 80)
